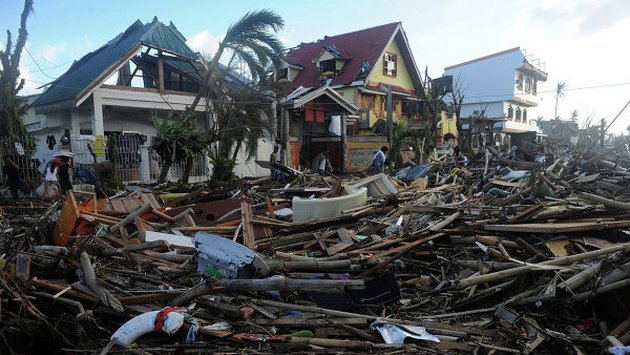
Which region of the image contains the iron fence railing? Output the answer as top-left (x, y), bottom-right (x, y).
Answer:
top-left (0, 138), bottom-right (43, 187)
top-left (1, 136), bottom-right (209, 187)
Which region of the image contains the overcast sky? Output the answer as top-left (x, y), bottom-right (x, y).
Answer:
top-left (2, 0), bottom-right (629, 133)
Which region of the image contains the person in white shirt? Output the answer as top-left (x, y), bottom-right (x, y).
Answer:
top-left (43, 158), bottom-right (61, 199)
top-left (311, 149), bottom-right (333, 176)
top-left (371, 146), bottom-right (389, 174)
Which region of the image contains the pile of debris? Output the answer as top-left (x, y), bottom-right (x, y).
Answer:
top-left (1, 144), bottom-right (630, 354)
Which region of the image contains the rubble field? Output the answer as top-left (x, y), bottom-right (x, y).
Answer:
top-left (2, 145), bottom-right (630, 354)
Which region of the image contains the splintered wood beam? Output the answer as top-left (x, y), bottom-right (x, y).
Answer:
top-left (241, 201), bottom-right (256, 248)
top-left (484, 219), bottom-right (630, 233)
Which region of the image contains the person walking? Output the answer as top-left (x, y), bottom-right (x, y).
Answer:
top-left (3, 154), bottom-right (20, 201)
top-left (371, 146), bottom-right (389, 174)
top-left (311, 149), bottom-right (333, 176)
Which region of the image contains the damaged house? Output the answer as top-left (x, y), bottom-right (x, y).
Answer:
top-left (276, 22), bottom-right (425, 172)
top-left (26, 17), bottom-right (273, 182)
top-left (444, 47), bottom-right (548, 150)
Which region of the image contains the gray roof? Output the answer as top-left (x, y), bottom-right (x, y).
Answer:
top-left (32, 17), bottom-right (198, 108)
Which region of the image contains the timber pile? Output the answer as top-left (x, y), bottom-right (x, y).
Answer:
top-left (1, 144), bottom-right (630, 354)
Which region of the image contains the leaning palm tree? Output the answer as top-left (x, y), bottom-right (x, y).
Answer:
top-left (182, 10), bottom-right (285, 184)
top-left (570, 109), bottom-right (579, 123)
top-left (554, 81), bottom-right (566, 120)
top-left (189, 9), bottom-right (285, 111)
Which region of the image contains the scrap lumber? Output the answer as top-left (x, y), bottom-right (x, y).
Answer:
top-left (241, 200), bottom-right (256, 247)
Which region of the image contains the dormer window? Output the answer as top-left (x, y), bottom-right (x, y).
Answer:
top-left (278, 67), bottom-right (288, 81)
top-left (319, 59), bottom-right (337, 79)
top-left (383, 52), bottom-right (397, 77)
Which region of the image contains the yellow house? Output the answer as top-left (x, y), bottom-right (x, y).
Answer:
top-left (279, 23), bottom-right (424, 172)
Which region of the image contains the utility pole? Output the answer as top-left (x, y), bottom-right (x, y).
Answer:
top-left (386, 85), bottom-right (393, 144)
top-left (600, 118), bottom-right (606, 147)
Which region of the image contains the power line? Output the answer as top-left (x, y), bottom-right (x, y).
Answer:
top-left (21, 59), bottom-right (74, 75)
top-left (24, 46), bottom-right (58, 80)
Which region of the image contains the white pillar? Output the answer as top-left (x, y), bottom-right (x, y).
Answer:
top-left (70, 109), bottom-right (81, 135)
top-left (92, 91), bottom-right (105, 136)
top-left (139, 144), bottom-right (150, 182)
top-left (92, 90), bottom-right (106, 162)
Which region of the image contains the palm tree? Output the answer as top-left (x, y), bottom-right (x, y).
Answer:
top-left (189, 9), bottom-right (285, 111)
top-left (157, 10), bottom-right (285, 184)
top-left (570, 109), bottom-right (579, 123)
top-left (188, 10), bottom-right (285, 184)
top-left (154, 110), bottom-right (211, 183)
top-left (554, 81), bottom-right (566, 120)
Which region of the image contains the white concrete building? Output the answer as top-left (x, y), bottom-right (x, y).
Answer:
top-left (444, 47), bottom-right (547, 147)
top-left (27, 18), bottom-right (273, 183)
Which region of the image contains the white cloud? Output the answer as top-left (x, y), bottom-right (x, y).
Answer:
top-left (39, 43), bottom-right (66, 63)
top-left (186, 30), bottom-right (222, 58)
top-left (18, 61), bottom-right (40, 95)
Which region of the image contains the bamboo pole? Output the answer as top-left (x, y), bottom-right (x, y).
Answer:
top-left (581, 192), bottom-right (630, 210)
top-left (110, 203), bottom-right (153, 233)
top-left (457, 243), bottom-right (630, 289)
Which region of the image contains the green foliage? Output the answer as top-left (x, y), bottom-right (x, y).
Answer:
top-left (391, 121), bottom-right (426, 166)
top-left (154, 110), bottom-right (212, 183)
top-left (193, 10), bottom-right (284, 184)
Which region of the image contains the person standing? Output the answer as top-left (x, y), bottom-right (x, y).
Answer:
top-left (3, 154), bottom-right (20, 201)
top-left (269, 146), bottom-right (282, 180)
top-left (58, 156), bottom-right (73, 195)
top-left (371, 146), bottom-right (389, 174)
top-left (311, 149), bottom-right (332, 176)
top-left (43, 158), bottom-right (61, 199)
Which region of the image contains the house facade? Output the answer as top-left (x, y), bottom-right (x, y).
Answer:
top-left (277, 23), bottom-right (424, 172)
top-left (27, 17), bottom-right (273, 182)
top-left (443, 47), bottom-right (548, 148)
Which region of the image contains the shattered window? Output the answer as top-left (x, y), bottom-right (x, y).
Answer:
top-left (383, 53), bottom-right (397, 77)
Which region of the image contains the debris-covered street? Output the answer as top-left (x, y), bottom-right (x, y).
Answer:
top-left (2, 1), bottom-right (630, 354)
top-left (2, 143), bottom-right (630, 354)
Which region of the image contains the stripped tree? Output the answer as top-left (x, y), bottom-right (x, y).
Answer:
top-left (0, 0), bottom-right (34, 148)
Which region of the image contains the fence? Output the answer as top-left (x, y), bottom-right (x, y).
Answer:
top-left (1, 135), bottom-right (210, 188)
top-left (150, 151), bottom-right (210, 182)
top-left (0, 137), bottom-right (45, 189)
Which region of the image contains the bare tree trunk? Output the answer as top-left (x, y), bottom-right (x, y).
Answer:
top-left (158, 159), bottom-right (171, 183)
top-left (182, 155), bottom-right (194, 184)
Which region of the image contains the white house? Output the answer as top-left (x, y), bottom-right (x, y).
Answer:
top-left (444, 47), bottom-right (547, 147)
top-left (27, 17), bottom-right (273, 182)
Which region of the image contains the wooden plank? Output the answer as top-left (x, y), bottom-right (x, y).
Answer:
top-left (241, 201), bottom-right (255, 248)
top-left (337, 228), bottom-right (355, 244)
top-left (326, 242), bottom-right (353, 256)
top-left (253, 318), bottom-right (367, 327)
top-left (53, 191), bottom-right (80, 246)
top-left (31, 279), bottom-right (97, 303)
top-left (484, 219), bottom-right (630, 233)
top-left (372, 233), bottom-right (445, 259)
top-left (265, 196), bottom-right (275, 219)
top-left (118, 292), bottom-right (184, 305)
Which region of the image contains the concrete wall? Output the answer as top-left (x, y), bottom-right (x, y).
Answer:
top-left (445, 49), bottom-right (523, 113)
top-left (233, 138), bottom-right (274, 178)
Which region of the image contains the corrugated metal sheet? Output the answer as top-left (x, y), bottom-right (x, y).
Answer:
top-left (32, 18), bottom-right (198, 108)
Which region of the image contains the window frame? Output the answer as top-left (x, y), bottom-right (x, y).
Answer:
top-left (383, 52), bottom-right (398, 77)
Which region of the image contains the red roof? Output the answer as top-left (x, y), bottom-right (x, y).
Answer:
top-left (284, 22), bottom-right (400, 89)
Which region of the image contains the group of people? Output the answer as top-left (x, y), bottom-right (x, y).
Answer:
top-left (269, 145), bottom-right (391, 178)
top-left (3, 154), bottom-right (73, 201)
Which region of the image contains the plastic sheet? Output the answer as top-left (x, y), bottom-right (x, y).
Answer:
top-left (370, 321), bottom-right (440, 344)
